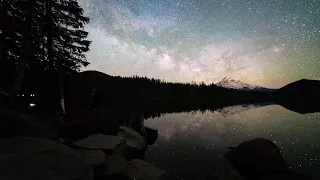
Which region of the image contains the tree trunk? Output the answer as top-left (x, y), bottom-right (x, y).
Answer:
top-left (46, 0), bottom-right (53, 67)
top-left (58, 63), bottom-right (65, 114)
top-left (9, 0), bottom-right (34, 96)
top-left (0, 0), bottom-right (7, 87)
top-left (0, 44), bottom-right (2, 77)
top-left (10, 57), bottom-right (27, 96)
top-left (45, 0), bottom-right (65, 114)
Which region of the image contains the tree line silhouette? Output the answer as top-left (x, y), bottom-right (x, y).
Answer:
top-left (63, 71), bottom-right (274, 121)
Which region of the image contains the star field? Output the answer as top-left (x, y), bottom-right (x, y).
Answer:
top-left (78, 0), bottom-right (320, 88)
top-left (145, 105), bottom-right (320, 179)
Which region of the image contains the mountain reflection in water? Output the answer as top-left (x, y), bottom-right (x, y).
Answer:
top-left (144, 104), bottom-right (320, 180)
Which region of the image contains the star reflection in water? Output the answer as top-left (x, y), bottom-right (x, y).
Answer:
top-left (145, 105), bottom-right (320, 180)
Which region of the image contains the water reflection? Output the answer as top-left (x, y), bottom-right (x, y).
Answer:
top-left (144, 105), bottom-right (320, 180)
top-left (216, 102), bottom-right (273, 117)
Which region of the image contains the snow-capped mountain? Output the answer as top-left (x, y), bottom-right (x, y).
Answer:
top-left (216, 77), bottom-right (276, 92)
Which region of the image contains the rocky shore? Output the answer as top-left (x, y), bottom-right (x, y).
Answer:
top-left (0, 108), bottom-right (172, 180)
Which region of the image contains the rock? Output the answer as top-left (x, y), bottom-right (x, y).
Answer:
top-left (102, 154), bottom-right (127, 175)
top-left (128, 113), bottom-right (147, 137)
top-left (0, 108), bottom-right (57, 138)
top-left (225, 138), bottom-right (288, 180)
top-left (118, 126), bottom-right (146, 152)
top-left (121, 159), bottom-right (166, 180)
top-left (79, 149), bottom-right (106, 166)
top-left (74, 134), bottom-right (126, 155)
top-left (0, 137), bottom-right (93, 180)
top-left (145, 126), bottom-right (158, 145)
top-left (0, 137), bottom-right (80, 157)
top-left (0, 153), bottom-right (93, 180)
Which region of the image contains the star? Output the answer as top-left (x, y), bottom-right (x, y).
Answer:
top-left (78, 0), bottom-right (320, 88)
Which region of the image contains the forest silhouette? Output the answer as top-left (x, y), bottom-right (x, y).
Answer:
top-left (0, 0), bottom-right (319, 121)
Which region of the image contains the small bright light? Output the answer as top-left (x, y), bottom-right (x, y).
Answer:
top-left (29, 103), bottom-right (36, 107)
top-left (22, 94), bottom-right (24, 97)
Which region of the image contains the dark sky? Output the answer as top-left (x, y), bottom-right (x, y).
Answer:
top-left (79, 0), bottom-right (320, 88)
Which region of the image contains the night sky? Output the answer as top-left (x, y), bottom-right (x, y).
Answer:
top-left (78, 0), bottom-right (320, 88)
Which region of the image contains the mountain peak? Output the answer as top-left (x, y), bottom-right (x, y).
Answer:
top-left (216, 77), bottom-right (276, 92)
top-left (221, 77), bottom-right (241, 83)
top-left (222, 77), bottom-right (232, 81)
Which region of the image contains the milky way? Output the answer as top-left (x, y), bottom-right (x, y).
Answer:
top-left (78, 0), bottom-right (320, 88)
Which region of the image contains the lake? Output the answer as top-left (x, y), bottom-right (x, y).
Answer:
top-left (144, 104), bottom-right (320, 180)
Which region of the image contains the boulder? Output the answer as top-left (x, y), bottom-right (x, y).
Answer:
top-left (102, 154), bottom-right (127, 175)
top-left (74, 134), bottom-right (126, 155)
top-left (78, 149), bottom-right (106, 166)
top-left (225, 138), bottom-right (288, 180)
top-left (118, 126), bottom-right (146, 152)
top-left (128, 113), bottom-right (147, 137)
top-left (0, 108), bottom-right (57, 138)
top-left (121, 159), bottom-right (166, 180)
top-left (0, 137), bottom-right (80, 157)
top-left (0, 137), bottom-right (93, 180)
top-left (0, 153), bottom-right (93, 180)
top-left (145, 126), bottom-right (158, 145)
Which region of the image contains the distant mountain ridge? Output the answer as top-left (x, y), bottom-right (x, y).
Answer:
top-left (216, 77), bottom-right (276, 92)
top-left (279, 79), bottom-right (320, 93)
top-left (275, 79), bottom-right (320, 114)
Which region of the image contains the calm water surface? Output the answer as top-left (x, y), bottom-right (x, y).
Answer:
top-left (144, 105), bottom-right (320, 180)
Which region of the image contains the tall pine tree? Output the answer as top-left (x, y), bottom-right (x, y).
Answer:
top-left (48, 0), bottom-right (91, 113)
top-left (10, 0), bottom-right (37, 96)
top-left (0, 0), bottom-right (91, 110)
top-left (0, 0), bottom-right (31, 92)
